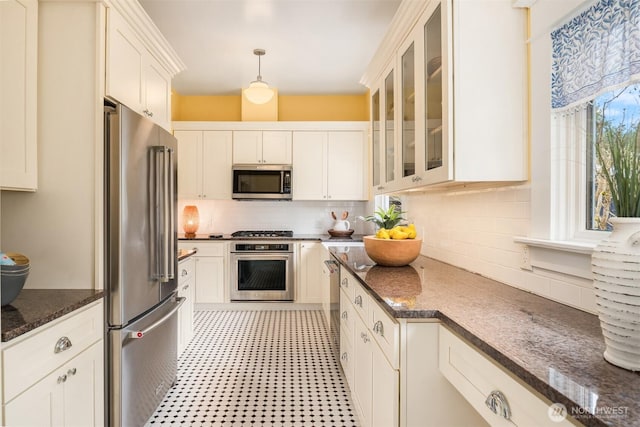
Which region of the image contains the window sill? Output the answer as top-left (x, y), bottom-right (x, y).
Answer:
top-left (513, 236), bottom-right (596, 280)
top-left (513, 236), bottom-right (596, 255)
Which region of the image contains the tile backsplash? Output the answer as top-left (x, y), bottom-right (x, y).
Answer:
top-left (178, 199), bottom-right (373, 235)
top-left (402, 184), bottom-right (597, 314)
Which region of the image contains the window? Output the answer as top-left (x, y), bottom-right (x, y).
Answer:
top-left (551, 0), bottom-right (640, 240)
top-left (586, 83), bottom-right (640, 231)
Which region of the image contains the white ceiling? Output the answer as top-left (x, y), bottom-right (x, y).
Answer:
top-left (138, 0), bottom-right (402, 96)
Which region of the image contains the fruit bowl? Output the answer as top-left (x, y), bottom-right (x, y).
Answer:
top-left (363, 236), bottom-right (422, 267)
top-left (1, 252), bottom-right (30, 306)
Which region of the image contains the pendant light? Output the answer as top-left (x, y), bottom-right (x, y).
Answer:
top-left (244, 49), bottom-right (275, 104)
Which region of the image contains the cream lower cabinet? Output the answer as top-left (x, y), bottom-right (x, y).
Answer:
top-left (439, 326), bottom-right (576, 427)
top-left (2, 301), bottom-right (104, 427)
top-left (339, 267), bottom-right (489, 427)
top-left (177, 257), bottom-right (195, 356)
top-left (340, 268), bottom-right (399, 427)
top-left (297, 242), bottom-right (322, 303)
top-left (179, 242), bottom-right (226, 304)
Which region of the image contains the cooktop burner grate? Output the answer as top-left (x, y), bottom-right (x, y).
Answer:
top-left (231, 230), bottom-right (294, 238)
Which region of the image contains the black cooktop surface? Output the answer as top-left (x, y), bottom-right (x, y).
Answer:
top-left (231, 230), bottom-right (294, 238)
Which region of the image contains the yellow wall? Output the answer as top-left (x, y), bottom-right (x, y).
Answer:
top-left (172, 92), bottom-right (370, 122)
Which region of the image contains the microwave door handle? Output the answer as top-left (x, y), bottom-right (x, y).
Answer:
top-left (281, 171), bottom-right (285, 194)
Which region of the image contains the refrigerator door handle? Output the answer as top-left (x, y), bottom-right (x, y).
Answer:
top-left (128, 297), bottom-right (185, 339)
top-left (167, 147), bottom-right (176, 281)
top-left (151, 146), bottom-right (175, 282)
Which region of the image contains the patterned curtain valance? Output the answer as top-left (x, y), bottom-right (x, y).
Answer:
top-left (551, 0), bottom-right (640, 110)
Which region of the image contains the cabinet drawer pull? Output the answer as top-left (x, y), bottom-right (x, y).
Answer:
top-left (341, 352), bottom-right (348, 362)
top-left (485, 390), bottom-right (511, 420)
top-left (67, 368), bottom-right (77, 376)
top-left (341, 278), bottom-right (348, 287)
top-left (341, 311), bottom-right (348, 320)
top-left (354, 295), bottom-right (362, 307)
top-left (54, 336), bottom-right (73, 354)
top-left (57, 374), bottom-right (67, 384)
top-left (360, 332), bottom-right (370, 343)
top-left (373, 320), bottom-right (384, 336)
top-left (181, 269), bottom-right (188, 277)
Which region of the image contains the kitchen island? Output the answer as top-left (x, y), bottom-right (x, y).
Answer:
top-left (330, 246), bottom-right (638, 427)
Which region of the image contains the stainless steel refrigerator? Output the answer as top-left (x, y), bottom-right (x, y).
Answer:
top-left (104, 102), bottom-right (183, 427)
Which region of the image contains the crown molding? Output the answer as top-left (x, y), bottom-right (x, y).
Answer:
top-left (360, 0), bottom-right (428, 88)
top-left (106, 0), bottom-right (186, 76)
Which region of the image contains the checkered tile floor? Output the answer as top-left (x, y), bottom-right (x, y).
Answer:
top-left (147, 310), bottom-right (359, 426)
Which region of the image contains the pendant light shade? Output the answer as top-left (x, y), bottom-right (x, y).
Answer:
top-left (244, 49), bottom-right (275, 105)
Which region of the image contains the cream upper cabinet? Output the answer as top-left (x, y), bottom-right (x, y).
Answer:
top-left (233, 130), bottom-right (292, 164)
top-left (0, 0), bottom-right (38, 191)
top-left (366, 0), bottom-right (527, 193)
top-left (175, 129), bottom-right (232, 200)
top-left (292, 130), bottom-right (368, 201)
top-left (106, 5), bottom-right (176, 131)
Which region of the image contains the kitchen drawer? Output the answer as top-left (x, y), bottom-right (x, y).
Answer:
top-left (178, 257), bottom-right (195, 285)
top-left (3, 300), bottom-right (103, 402)
top-left (439, 326), bottom-right (574, 427)
top-left (179, 241), bottom-right (225, 257)
top-left (351, 280), bottom-right (370, 324)
top-left (339, 268), bottom-right (357, 303)
top-left (339, 324), bottom-right (355, 387)
top-left (370, 300), bottom-right (399, 369)
top-left (340, 288), bottom-right (356, 345)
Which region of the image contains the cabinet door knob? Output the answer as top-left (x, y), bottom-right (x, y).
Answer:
top-left (341, 311), bottom-right (348, 320)
top-left (360, 332), bottom-right (370, 343)
top-left (181, 269), bottom-right (188, 276)
top-left (57, 374), bottom-right (68, 384)
top-left (485, 390), bottom-right (511, 420)
top-left (341, 352), bottom-right (348, 362)
top-left (341, 278), bottom-right (348, 287)
top-left (54, 336), bottom-right (73, 354)
top-left (67, 368), bottom-right (77, 376)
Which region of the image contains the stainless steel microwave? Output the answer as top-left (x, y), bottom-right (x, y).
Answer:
top-left (232, 165), bottom-right (292, 200)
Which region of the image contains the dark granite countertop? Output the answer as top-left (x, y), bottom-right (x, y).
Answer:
top-left (178, 248), bottom-right (197, 261)
top-left (330, 246), bottom-right (639, 427)
top-left (179, 233), bottom-right (364, 242)
top-left (1, 289), bottom-right (105, 342)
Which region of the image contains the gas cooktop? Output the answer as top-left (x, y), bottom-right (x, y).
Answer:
top-left (231, 230), bottom-right (294, 238)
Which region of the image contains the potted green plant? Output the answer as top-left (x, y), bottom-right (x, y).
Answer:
top-left (363, 205), bottom-right (406, 230)
top-left (591, 116), bottom-right (640, 371)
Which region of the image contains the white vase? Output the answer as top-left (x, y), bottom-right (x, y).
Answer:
top-left (592, 217), bottom-right (640, 371)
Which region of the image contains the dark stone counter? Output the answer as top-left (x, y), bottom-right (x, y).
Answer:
top-left (178, 233), bottom-right (365, 242)
top-left (1, 289), bottom-right (104, 342)
top-left (330, 246), bottom-right (639, 427)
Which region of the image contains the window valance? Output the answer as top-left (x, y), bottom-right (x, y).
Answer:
top-left (551, 0), bottom-right (640, 110)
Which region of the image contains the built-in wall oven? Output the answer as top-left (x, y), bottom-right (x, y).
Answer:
top-left (230, 231), bottom-right (295, 301)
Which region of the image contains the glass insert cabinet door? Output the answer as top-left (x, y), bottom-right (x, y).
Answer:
top-left (424, 4), bottom-right (443, 172)
top-left (402, 42), bottom-right (416, 178)
top-left (372, 90), bottom-right (381, 187)
top-left (384, 70), bottom-right (395, 183)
